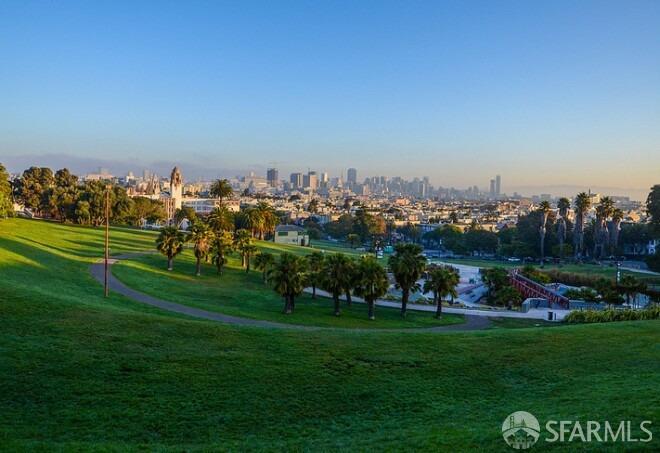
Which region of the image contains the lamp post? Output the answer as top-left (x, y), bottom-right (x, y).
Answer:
top-left (104, 184), bottom-right (111, 297)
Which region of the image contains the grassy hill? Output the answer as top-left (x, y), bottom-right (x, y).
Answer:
top-left (0, 218), bottom-right (658, 451)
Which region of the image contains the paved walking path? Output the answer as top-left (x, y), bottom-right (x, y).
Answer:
top-left (89, 254), bottom-right (492, 333)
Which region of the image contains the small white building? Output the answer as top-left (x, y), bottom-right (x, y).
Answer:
top-left (274, 225), bottom-right (309, 246)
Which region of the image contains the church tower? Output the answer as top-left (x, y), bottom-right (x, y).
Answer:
top-left (170, 167), bottom-right (183, 211)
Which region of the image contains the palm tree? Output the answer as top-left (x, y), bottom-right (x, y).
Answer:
top-left (243, 207), bottom-right (265, 238)
top-left (618, 275), bottom-right (645, 309)
top-left (211, 230), bottom-right (234, 275)
top-left (305, 251), bottom-right (324, 298)
top-left (537, 201), bottom-right (551, 265)
top-left (208, 206), bottom-right (234, 233)
top-left (594, 197), bottom-right (614, 259)
top-left (187, 222), bottom-right (214, 276)
top-left (256, 202), bottom-right (278, 239)
top-left (209, 179), bottom-right (233, 205)
top-left (320, 253), bottom-right (350, 316)
top-left (233, 229), bottom-right (252, 268)
top-left (388, 243), bottom-right (427, 318)
top-left (353, 256), bottom-right (389, 320)
top-left (254, 252), bottom-right (275, 283)
top-left (269, 252), bottom-right (307, 314)
top-left (243, 244), bottom-right (258, 273)
top-left (556, 197), bottom-right (570, 259)
top-left (343, 258), bottom-right (357, 306)
top-left (609, 208), bottom-right (624, 254)
top-left (156, 226), bottom-right (185, 271)
top-left (573, 192), bottom-right (591, 260)
top-left (423, 266), bottom-right (459, 318)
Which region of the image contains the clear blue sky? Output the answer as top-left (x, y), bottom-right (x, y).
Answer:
top-left (1, 0), bottom-right (659, 195)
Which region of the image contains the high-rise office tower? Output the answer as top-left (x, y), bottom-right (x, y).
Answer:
top-left (267, 168), bottom-right (279, 187)
top-left (306, 171), bottom-right (318, 190)
top-left (347, 168), bottom-right (357, 186)
top-left (495, 174), bottom-right (501, 197)
top-left (489, 179), bottom-right (496, 197)
top-left (290, 172), bottom-right (303, 189)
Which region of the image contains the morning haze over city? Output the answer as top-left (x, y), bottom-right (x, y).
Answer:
top-left (1, 1), bottom-right (659, 451)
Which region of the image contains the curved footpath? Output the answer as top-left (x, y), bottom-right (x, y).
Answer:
top-left (90, 254), bottom-right (491, 333)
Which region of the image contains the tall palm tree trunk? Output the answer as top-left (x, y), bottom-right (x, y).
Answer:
top-left (195, 257), bottom-right (201, 276)
top-left (368, 299), bottom-right (375, 320)
top-left (333, 294), bottom-right (341, 316)
top-left (435, 293), bottom-right (442, 318)
top-left (345, 287), bottom-right (352, 306)
top-left (401, 289), bottom-right (409, 318)
top-left (167, 256), bottom-right (173, 271)
top-left (312, 284), bottom-right (316, 299)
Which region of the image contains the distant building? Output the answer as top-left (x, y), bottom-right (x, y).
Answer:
top-left (495, 174), bottom-right (501, 197)
top-left (304, 171), bottom-right (318, 191)
top-left (267, 168), bottom-right (279, 187)
top-left (489, 179), bottom-right (496, 197)
top-left (347, 168), bottom-right (357, 186)
top-left (273, 225), bottom-right (309, 246)
top-left (290, 172), bottom-right (303, 189)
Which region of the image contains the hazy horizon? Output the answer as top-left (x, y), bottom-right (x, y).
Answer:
top-left (1, 1), bottom-right (659, 197)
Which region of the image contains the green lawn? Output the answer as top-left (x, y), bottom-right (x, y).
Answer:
top-left (112, 246), bottom-right (463, 329)
top-left (1, 218), bottom-right (659, 451)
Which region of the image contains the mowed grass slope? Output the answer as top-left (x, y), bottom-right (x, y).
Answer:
top-left (113, 247), bottom-right (463, 329)
top-left (0, 219), bottom-right (659, 451)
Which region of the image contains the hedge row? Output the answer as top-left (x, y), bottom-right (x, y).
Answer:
top-left (564, 306), bottom-right (660, 324)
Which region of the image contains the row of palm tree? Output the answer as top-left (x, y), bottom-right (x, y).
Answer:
top-left (156, 221), bottom-right (257, 275)
top-left (157, 224), bottom-right (461, 321)
top-left (537, 193), bottom-right (626, 263)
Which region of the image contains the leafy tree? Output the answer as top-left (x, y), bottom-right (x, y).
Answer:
top-left (646, 184), bottom-right (660, 237)
top-left (209, 179), bottom-right (233, 204)
top-left (354, 256), bottom-right (389, 320)
top-left (16, 167), bottom-right (54, 216)
top-left (464, 228), bottom-right (498, 256)
top-left (187, 222), bottom-right (214, 276)
top-left (254, 252), bottom-right (275, 283)
top-left (305, 251), bottom-right (324, 298)
top-left (388, 243), bottom-right (427, 317)
top-left (347, 233), bottom-right (360, 248)
top-left (156, 226), bottom-right (186, 271)
top-left (174, 206), bottom-right (197, 227)
top-left (320, 253), bottom-right (351, 316)
top-left (0, 163), bottom-right (13, 218)
top-left (494, 286), bottom-right (523, 308)
top-left (269, 252), bottom-right (307, 314)
top-left (423, 265), bottom-right (459, 318)
top-left (131, 197), bottom-right (166, 225)
top-left (480, 267), bottom-right (509, 298)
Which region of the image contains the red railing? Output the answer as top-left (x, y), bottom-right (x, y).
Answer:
top-left (509, 270), bottom-right (570, 309)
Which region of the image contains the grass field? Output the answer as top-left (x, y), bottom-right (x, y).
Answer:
top-left (1, 218), bottom-right (659, 451)
top-left (113, 249), bottom-right (463, 329)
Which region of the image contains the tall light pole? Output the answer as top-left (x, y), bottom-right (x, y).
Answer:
top-left (104, 184), bottom-right (111, 297)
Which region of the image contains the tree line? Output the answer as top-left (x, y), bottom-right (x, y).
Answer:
top-left (156, 222), bottom-right (461, 320)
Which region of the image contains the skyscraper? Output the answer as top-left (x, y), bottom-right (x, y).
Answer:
top-left (495, 174), bottom-right (501, 197)
top-left (290, 172), bottom-right (302, 189)
top-left (347, 168), bottom-right (357, 186)
top-left (489, 179), bottom-right (496, 197)
top-left (267, 168), bottom-right (279, 187)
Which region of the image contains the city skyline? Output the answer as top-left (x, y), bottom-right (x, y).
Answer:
top-left (1, 1), bottom-right (659, 196)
